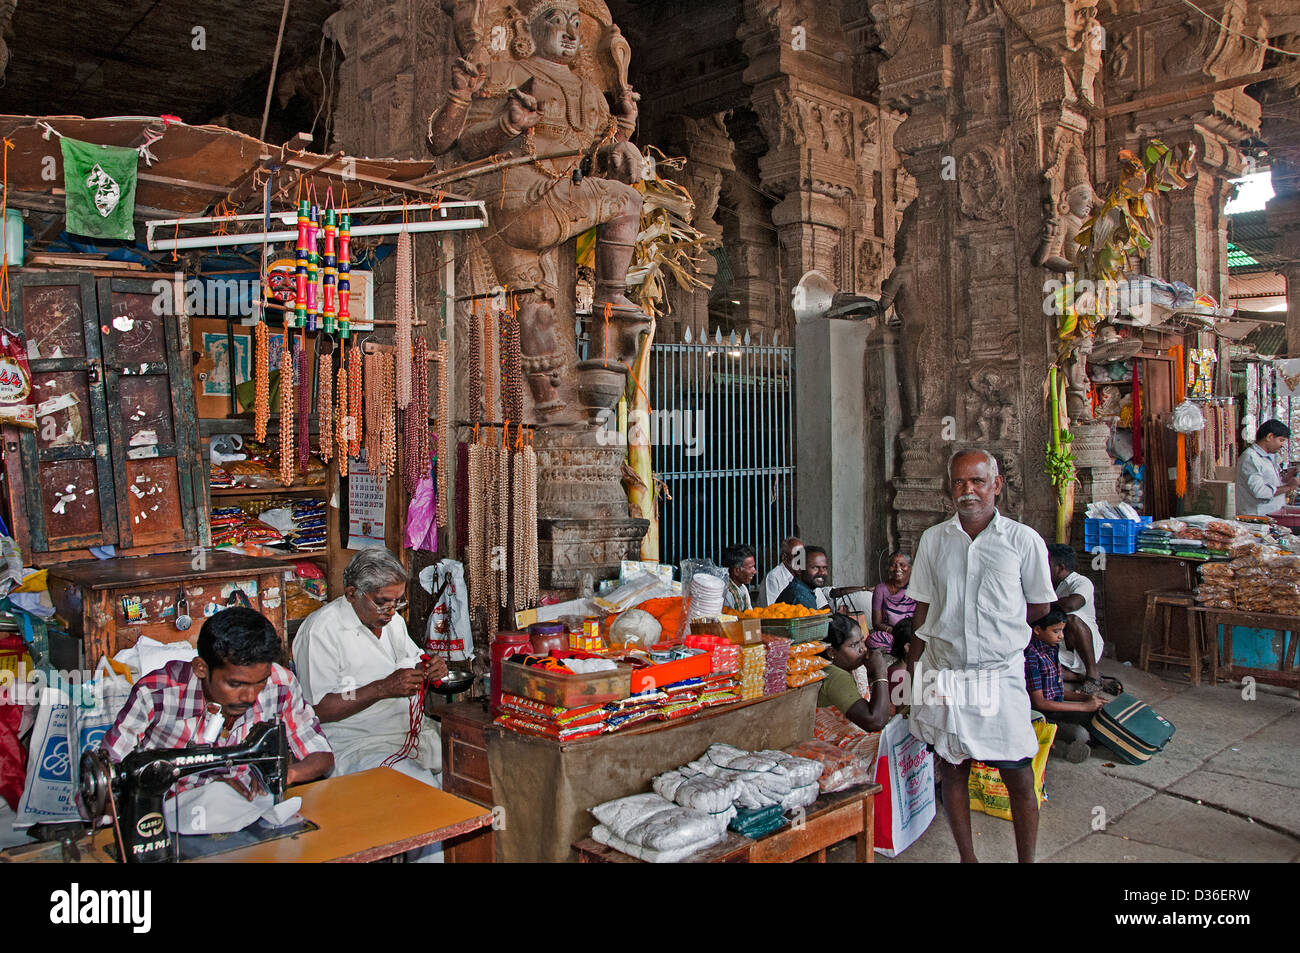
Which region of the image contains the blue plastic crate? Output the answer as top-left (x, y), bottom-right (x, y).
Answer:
top-left (1084, 516), bottom-right (1152, 554)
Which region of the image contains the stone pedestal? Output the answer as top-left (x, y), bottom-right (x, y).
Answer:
top-left (533, 429), bottom-right (648, 588)
top-left (538, 518), bottom-right (650, 590)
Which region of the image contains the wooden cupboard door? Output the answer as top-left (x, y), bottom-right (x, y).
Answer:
top-left (3, 272), bottom-right (119, 553)
top-left (97, 277), bottom-right (201, 551)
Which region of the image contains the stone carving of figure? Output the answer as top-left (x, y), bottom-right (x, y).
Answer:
top-left (965, 368), bottom-right (1014, 443)
top-left (1064, 332), bottom-right (1095, 424)
top-left (1035, 147), bottom-right (1094, 273)
top-left (427, 0), bottom-right (645, 423)
top-left (831, 109), bottom-right (853, 159)
top-left (880, 200), bottom-right (922, 426)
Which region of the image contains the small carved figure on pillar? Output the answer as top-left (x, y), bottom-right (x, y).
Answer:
top-left (1035, 148), bottom-right (1094, 273)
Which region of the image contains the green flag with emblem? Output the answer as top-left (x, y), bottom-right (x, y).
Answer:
top-left (60, 137), bottom-right (138, 241)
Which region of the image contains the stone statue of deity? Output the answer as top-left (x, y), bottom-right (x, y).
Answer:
top-left (1034, 147), bottom-right (1094, 273)
top-left (428, 0), bottom-right (647, 426)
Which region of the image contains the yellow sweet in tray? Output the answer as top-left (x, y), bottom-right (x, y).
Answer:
top-left (734, 603), bottom-right (830, 620)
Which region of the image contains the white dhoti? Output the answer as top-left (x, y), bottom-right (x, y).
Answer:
top-left (907, 658), bottom-right (1037, 765)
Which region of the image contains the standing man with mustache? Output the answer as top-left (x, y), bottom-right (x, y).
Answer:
top-left (904, 449), bottom-right (1056, 862)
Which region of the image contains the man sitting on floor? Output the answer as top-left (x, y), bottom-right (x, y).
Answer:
top-left (1046, 543), bottom-right (1118, 695)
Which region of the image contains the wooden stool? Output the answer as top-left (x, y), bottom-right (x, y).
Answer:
top-left (1139, 588), bottom-right (1203, 685)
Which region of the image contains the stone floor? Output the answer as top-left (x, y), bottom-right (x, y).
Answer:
top-left (830, 663), bottom-right (1300, 863)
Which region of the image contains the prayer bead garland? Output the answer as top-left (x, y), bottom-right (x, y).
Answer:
top-left (395, 230), bottom-right (413, 409)
top-left (278, 338), bottom-right (295, 486)
top-left (254, 321), bottom-right (270, 442)
top-left (335, 351), bottom-right (349, 477)
top-left (318, 349), bottom-right (333, 464)
top-left (348, 340), bottom-right (362, 458)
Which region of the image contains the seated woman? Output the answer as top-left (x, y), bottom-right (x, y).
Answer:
top-left (869, 551), bottom-right (916, 656)
top-left (815, 613), bottom-right (892, 759)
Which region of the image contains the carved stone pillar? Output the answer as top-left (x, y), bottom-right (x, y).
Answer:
top-left (325, 0), bottom-right (450, 158)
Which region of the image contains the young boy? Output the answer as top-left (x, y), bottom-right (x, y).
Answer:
top-left (1046, 543), bottom-right (1113, 694)
top-left (1024, 608), bottom-right (1105, 763)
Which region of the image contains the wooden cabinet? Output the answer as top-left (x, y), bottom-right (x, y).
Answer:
top-left (432, 700), bottom-right (496, 863)
top-left (2, 270), bottom-right (204, 565)
top-left (47, 551), bottom-right (289, 668)
top-left (1101, 553), bottom-right (1196, 663)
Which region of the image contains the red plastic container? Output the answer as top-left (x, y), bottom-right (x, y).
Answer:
top-left (490, 631), bottom-right (533, 716)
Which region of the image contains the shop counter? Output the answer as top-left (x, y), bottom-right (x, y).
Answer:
top-left (435, 684), bottom-right (819, 863)
top-left (1100, 553), bottom-right (1198, 663)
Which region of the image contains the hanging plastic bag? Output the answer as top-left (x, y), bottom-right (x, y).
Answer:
top-left (404, 472), bottom-right (438, 552)
top-left (0, 329), bottom-right (35, 428)
top-left (1167, 399), bottom-right (1205, 434)
top-left (423, 559), bottom-right (472, 662)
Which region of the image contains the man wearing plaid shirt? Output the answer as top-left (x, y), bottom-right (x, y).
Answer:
top-left (102, 607), bottom-right (333, 797)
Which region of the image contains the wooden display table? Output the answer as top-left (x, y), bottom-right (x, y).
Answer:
top-left (11, 767), bottom-right (494, 864)
top-left (1188, 606), bottom-right (1300, 694)
top-left (573, 783), bottom-right (883, 863)
top-left (435, 685), bottom-right (819, 862)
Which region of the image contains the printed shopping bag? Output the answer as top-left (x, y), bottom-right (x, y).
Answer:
top-left (872, 713), bottom-right (936, 856)
top-left (968, 719), bottom-right (1057, 821)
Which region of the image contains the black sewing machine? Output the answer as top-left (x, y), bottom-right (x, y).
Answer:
top-left (79, 720), bottom-right (290, 863)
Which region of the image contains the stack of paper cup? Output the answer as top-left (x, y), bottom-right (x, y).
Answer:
top-left (689, 573), bottom-right (726, 618)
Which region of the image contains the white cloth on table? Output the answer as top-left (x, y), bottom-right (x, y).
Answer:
top-left (1055, 571), bottom-right (1103, 675)
top-left (906, 509), bottom-right (1057, 765)
top-left (1236, 442), bottom-right (1285, 517)
top-left (292, 596), bottom-right (441, 776)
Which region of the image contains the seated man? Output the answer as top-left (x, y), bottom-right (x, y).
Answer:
top-left (776, 545), bottom-right (829, 609)
top-left (1024, 609), bottom-right (1104, 762)
top-left (1046, 543), bottom-right (1115, 694)
top-left (721, 543), bottom-right (756, 612)
top-left (293, 548), bottom-right (448, 786)
top-left (101, 607), bottom-right (333, 800)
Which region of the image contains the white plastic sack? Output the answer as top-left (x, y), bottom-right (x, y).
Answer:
top-left (1168, 399), bottom-right (1205, 434)
top-left (873, 713), bottom-right (936, 857)
top-left (15, 684), bottom-right (75, 825)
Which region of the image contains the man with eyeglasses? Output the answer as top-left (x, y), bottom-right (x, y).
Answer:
top-left (292, 549), bottom-right (448, 784)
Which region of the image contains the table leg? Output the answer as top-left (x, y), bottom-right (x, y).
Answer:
top-left (1225, 624), bottom-right (1234, 684)
top-left (1140, 597), bottom-right (1157, 672)
top-left (857, 794), bottom-right (872, 864)
top-left (1204, 615), bottom-right (1217, 686)
top-left (1187, 608), bottom-right (1200, 687)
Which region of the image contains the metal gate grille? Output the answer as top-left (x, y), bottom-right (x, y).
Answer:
top-left (650, 329), bottom-right (795, 575)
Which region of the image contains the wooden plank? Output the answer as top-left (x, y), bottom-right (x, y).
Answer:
top-left (47, 550), bottom-right (287, 589)
top-left (189, 767), bottom-right (493, 863)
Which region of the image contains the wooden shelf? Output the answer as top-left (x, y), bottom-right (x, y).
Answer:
top-left (211, 486), bottom-right (328, 497)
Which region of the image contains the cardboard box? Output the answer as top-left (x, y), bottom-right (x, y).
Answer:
top-left (690, 618), bottom-right (762, 645)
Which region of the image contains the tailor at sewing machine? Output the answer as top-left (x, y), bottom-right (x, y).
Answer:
top-left (85, 606), bottom-right (333, 862)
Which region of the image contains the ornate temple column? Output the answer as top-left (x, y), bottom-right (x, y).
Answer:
top-left (739, 0), bottom-right (881, 580)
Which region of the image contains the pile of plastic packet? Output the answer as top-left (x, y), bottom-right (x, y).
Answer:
top-left (588, 743), bottom-right (825, 860)
top-left (209, 506), bottom-right (285, 548)
top-left (495, 669), bottom-right (742, 741)
top-left (762, 634), bottom-right (790, 695)
top-left (786, 639), bottom-right (831, 688)
top-left (287, 499), bottom-right (327, 552)
top-left (738, 642), bottom-right (767, 700)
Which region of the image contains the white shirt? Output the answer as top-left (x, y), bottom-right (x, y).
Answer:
top-left (292, 596), bottom-right (441, 776)
top-left (762, 563), bottom-right (829, 608)
top-left (1236, 443), bottom-right (1285, 516)
top-left (906, 509), bottom-right (1057, 764)
top-left (1055, 572), bottom-right (1103, 676)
